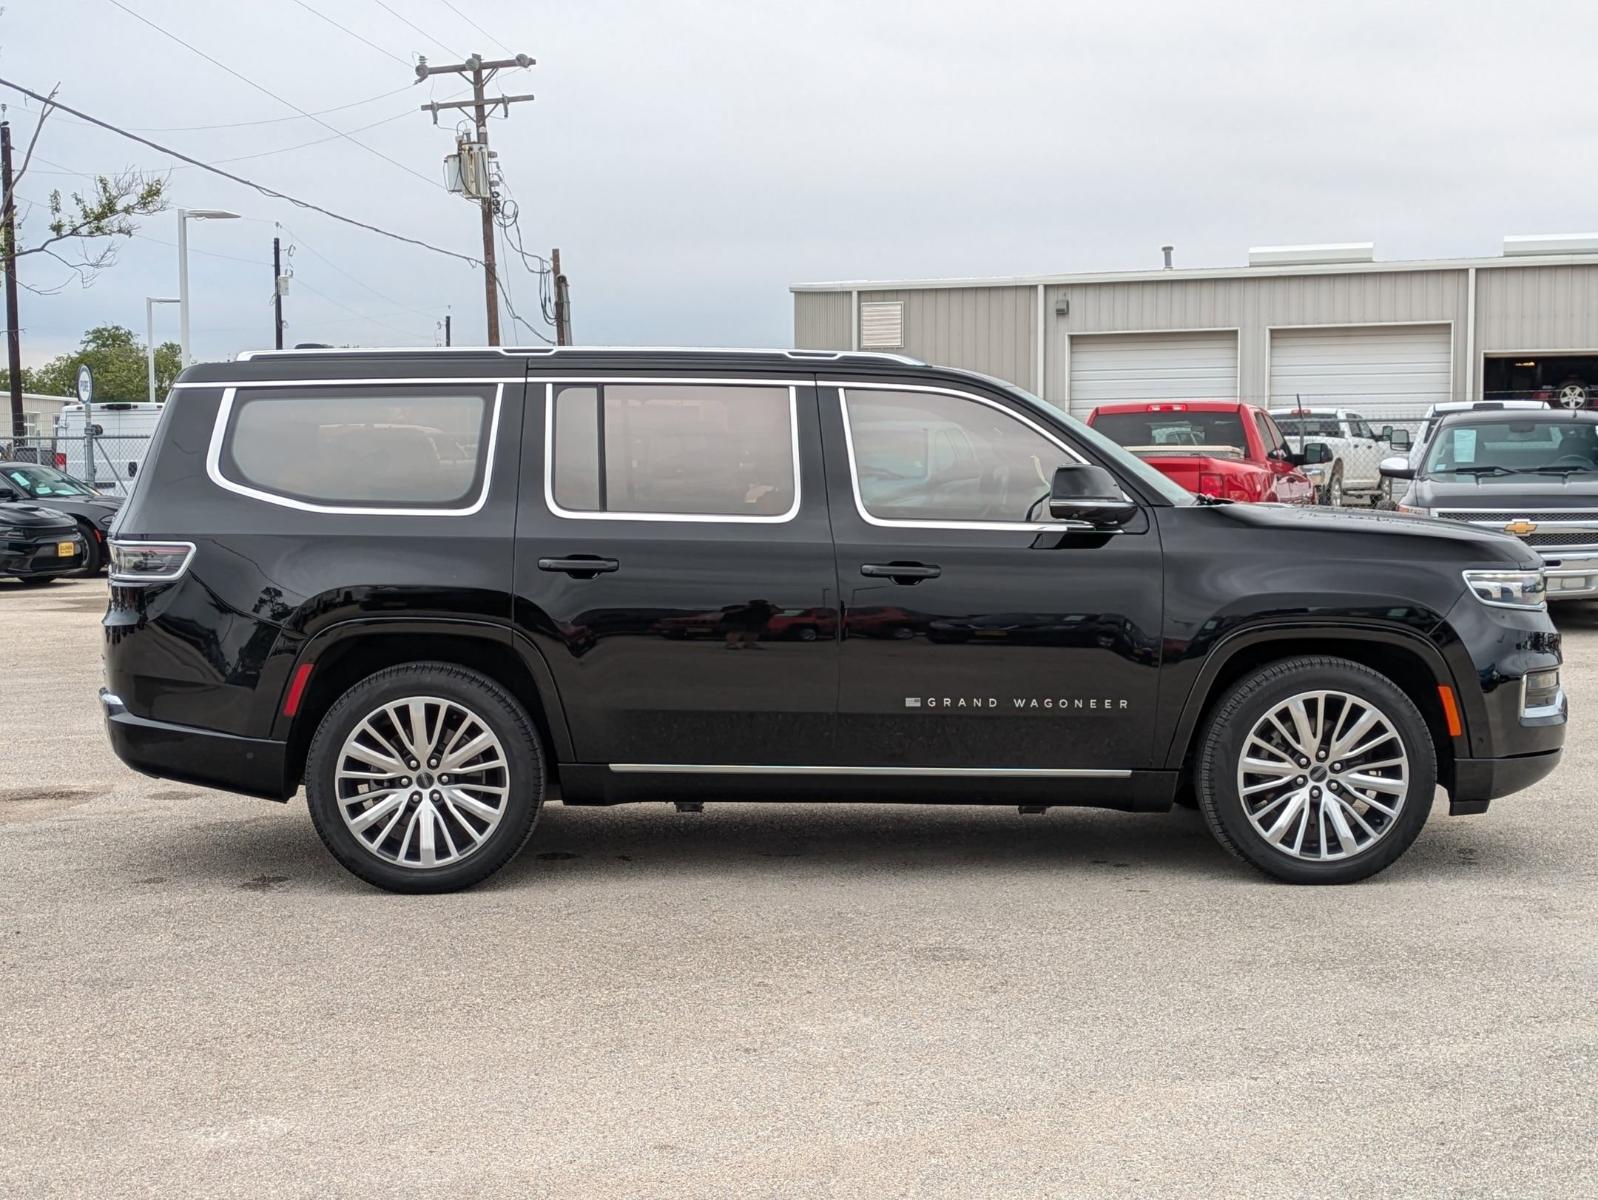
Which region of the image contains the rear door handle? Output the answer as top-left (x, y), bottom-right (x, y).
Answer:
top-left (861, 561), bottom-right (941, 583)
top-left (538, 556), bottom-right (620, 578)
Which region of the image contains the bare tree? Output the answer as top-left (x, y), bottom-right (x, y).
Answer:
top-left (2, 87), bottom-right (170, 293)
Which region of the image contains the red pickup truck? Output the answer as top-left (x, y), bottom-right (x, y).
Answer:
top-left (1087, 401), bottom-right (1318, 504)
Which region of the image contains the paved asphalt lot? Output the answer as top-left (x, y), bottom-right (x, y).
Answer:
top-left (2, 576), bottom-right (1595, 1199)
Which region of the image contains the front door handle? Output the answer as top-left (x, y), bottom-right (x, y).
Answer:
top-left (538, 555), bottom-right (620, 578)
top-left (861, 561), bottom-right (941, 584)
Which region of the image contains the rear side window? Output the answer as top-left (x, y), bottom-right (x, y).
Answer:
top-left (215, 385), bottom-right (497, 511)
top-left (548, 382), bottom-right (797, 520)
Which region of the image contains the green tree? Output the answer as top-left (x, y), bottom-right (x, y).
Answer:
top-left (0, 366), bottom-right (39, 394)
top-left (31, 326), bottom-right (183, 402)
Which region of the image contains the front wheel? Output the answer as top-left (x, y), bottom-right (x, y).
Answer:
top-left (1195, 656), bottom-right (1435, 883)
top-left (75, 522), bottom-right (105, 575)
top-left (305, 663), bottom-right (545, 893)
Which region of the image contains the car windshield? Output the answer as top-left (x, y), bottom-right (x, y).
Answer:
top-left (1421, 418), bottom-right (1598, 477)
top-left (1091, 410), bottom-right (1248, 454)
top-left (1274, 414), bottom-right (1341, 438)
top-left (3, 464), bottom-right (99, 497)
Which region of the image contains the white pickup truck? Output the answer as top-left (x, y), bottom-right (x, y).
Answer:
top-left (1269, 407), bottom-right (1393, 505)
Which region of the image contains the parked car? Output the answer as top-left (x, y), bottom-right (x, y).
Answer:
top-left (1406, 400), bottom-right (1547, 471)
top-left (1382, 407), bottom-right (1598, 599)
top-left (102, 348), bottom-right (1563, 892)
top-left (1, 500), bottom-right (87, 584)
top-left (1087, 401), bottom-right (1319, 504)
top-left (0, 462), bottom-right (122, 574)
top-left (1268, 407), bottom-right (1392, 505)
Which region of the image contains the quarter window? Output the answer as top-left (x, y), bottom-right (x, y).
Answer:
top-left (549, 383), bottom-right (796, 518)
top-left (843, 388), bottom-right (1076, 523)
top-left (220, 386), bottom-right (494, 508)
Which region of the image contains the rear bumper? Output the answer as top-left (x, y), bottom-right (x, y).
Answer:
top-left (1449, 749), bottom-right (1563, 813)
top-left (100, 689), bottom-right (292, 801)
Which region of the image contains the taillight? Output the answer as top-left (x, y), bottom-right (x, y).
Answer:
top-left (1222, 474), bottom-right (1254, 500)
top-left (108, 540), bottom-right (196, 583)
top-left (1197, 472), bottom-right (1225, 495)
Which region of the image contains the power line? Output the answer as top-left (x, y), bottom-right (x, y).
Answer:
top-left (5, 84), bottom-right (417, 133)
top-left (435, 0), bottom-right (514, 55)
top-left (294, 275), bottom-right (434, 341)
top-left (370, 0), bottom-right (464, 58)
top-left (277, 224), bottom-right (439, 320)
top-left (0, 76), bottom-right (482, 268)
top-left (105, 0), bottom-right (441, 191)
top-left (283, 0), bottom-right (413, 67)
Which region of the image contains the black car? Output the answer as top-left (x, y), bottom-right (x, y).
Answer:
top-left (0, 462), bottom-right (122, 574)
top-left (102, 348), bottom-right (1565, 892)
top-left (1381, 409), bottom-right (1598, 600)
top-left (1, 501), bottom-right (87, 583)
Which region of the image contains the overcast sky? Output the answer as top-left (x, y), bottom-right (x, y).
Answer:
top-left (2, 0), bottom-right (1595, 368)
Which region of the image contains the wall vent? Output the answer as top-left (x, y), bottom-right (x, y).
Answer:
top-left (1503, 233), bottom-right (1598, 257)
top-left (1247, 242), bottom-right (1375, 268)
top-left (859, 300), bottom-right (904, 349)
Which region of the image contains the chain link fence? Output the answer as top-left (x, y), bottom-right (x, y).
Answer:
top-left (2, 433), bottom-right (154, 498)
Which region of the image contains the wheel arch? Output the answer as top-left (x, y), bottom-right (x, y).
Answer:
top-left (1164, 624), bottom-right (1460, 792)
top-left (276, 619), bottom-right (572, 792)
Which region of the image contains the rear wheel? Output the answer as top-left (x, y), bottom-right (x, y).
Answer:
top-left (1323, 464), bottom-right (1344, 506)
top-left (305, 663), bottom-right (544, 893)
top-left (1195, 656), bottom-right (1434, 883)
top-left (1556, 379), bottom-right (1589, 409)
top-left (74, 522), bottom-right (104, 575)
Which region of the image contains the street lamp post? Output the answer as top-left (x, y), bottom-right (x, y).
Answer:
top-left (146, 296), bottom-right (180, 403)
top-left (176, 208), bottom-right (240, 365)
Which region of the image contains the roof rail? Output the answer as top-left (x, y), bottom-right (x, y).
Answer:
top-left (237, 345), bottom-right (926, 364)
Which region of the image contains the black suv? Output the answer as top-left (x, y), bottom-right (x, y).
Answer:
top-left (102, 348), bottom-right (1566, 892)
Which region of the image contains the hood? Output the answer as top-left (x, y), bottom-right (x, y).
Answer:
top-left (1204, 499), bottom-right (1540, 566)
top-left (1409, 475), bottom-right (1598, 510)
top-left (0, 503), bottom-right (78, 530)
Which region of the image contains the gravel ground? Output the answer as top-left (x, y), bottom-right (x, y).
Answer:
top-left (1, 576), bottom-right (1594, 1199)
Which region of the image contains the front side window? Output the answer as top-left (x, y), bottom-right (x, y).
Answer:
top-left (220, 386), bottom-right (494, 509)
top-left (549, 383), bottom-right (796, 519)
top-left (843, 388), bottom-right (1076, 524)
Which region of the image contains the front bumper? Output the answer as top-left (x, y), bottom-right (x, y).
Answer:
top-left (1539, 554), bottom-right (1598, 599)
top-left (100, 689), bottom-right (291, 801)
top-left (1450, 749), bottom-right (1563, 813)
top-left (2, 531), bottom-right (84, 577)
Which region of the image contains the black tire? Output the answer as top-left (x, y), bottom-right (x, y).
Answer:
top-left (1194, 656), bottom-right (1435, 884)
top-left (75, 522), bottom-right (105, 575)
top-left (1324, 464), bottom-right (1343, 507)
top-left (305, 662), bottom-right (544, 893)
top-left (1556, 378), bottom-right (1589, 410)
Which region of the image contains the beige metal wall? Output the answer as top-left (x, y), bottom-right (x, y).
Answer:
top-left (859, 286), bottom-right (1037, 388)
top-left (1043, 271), bottom-right (1468, 406)
top-left (1476, 265), bottom-right (1598, 352)
top-left (793, 291), bottom-right (852, 351)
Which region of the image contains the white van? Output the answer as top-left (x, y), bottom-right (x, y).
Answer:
top-left (52, 401), bottom-right (163, 497)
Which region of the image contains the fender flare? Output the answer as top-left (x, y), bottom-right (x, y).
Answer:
top-left (1160, 619), bottom-right (1461, 770)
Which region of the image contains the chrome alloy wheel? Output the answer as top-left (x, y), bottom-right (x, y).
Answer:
top-left (1235, 690), bottom-right (1410, 861)
top-left (334, 696), bottom-right (510, 869)
top-left (1558, 383), bottom-right (1588, 409)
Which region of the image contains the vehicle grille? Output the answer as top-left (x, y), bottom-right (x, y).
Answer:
top-left (1435, 510), bottom-right (1598, 524)
top-left (1525, 530), bottom-right (1598, 549)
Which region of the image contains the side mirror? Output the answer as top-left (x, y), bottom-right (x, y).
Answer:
top-left (1047, 464), bottom-right (1137, 527)
top-left (1388, 428), bottom-right (1412, 451)
top-left (1379, 456), bottom-right (1415, 480)
top-left (1298, 441), bottom-right (1332, 466)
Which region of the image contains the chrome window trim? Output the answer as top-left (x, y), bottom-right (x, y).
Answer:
top-left (608, 763), bottom-right (1132, 779)
top-left (542, 379), bottom-right (804, 525)
top-left (204, 383), bottom-right (503, 517)
top-left (829, 380), bottom-right (1092, 533)
top-left (175, 376), bottom-right (526, 389)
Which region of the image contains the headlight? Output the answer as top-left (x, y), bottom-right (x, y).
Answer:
top-left (0, 526), bottom-right (23, 538)
top-left (1462, 568), bottom-right (1546, 610)
top-left (1397, 504), bottom-right (1432, 516)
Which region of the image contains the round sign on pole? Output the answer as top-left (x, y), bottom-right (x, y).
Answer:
top-left (76, 364), bottom-right (94, 405)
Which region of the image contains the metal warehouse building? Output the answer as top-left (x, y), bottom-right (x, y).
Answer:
top-left (791, 236), bottom-right (1598, 423)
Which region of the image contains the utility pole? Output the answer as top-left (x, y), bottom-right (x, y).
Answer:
top-left (2, 121), bottom-right (24, 440)
top-left (416, 53), bottom-right (535, 347)
top-left (551, 247), bottom-right (572, 346)
top-left (272, 236), bottom-right (285, 350)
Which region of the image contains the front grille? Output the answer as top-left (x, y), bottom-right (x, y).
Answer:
top-left (1525, 530), bottom-right (1598, 549)
top-left (1435, 509), bottom-right (1598, 524)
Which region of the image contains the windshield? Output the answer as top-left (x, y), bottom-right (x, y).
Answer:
top-left (1274, 414), bottom-right (1341, 438)
top-left (1421, 418), bottom-right (1598, 478)
top-left (1090, 410), bottom-right (1248, 454)
top-left (3, 464), bottom-right (99, 498)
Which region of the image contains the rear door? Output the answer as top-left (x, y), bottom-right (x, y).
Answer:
top-left (512, 371), bottom-right (839, 767)
top-left (820, 379), bottom-right (1163, 773)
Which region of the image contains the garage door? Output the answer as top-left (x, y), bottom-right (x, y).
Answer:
top-left (1269, 324), bottom-right (1451, 421)
top-left (1067, 331), bottom-right (1239, 416)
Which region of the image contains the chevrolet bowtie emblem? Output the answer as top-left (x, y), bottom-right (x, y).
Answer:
top-left (1503, 520), bottom-right (1538, 536)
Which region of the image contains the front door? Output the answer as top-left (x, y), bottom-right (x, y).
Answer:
top-left (513, 374), bottom-right (838, 767)
top-left (820, 381), bottom-right (1164, 772)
